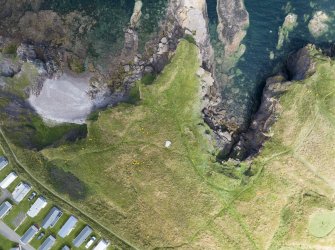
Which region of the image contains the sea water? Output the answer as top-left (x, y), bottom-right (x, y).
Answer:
top-left (207, 0), bottom-right (335, 126)
top-left (41, 0), bottom-right (167, 58)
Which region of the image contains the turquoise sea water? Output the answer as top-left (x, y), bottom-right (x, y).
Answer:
top-left (207, 0), bottom-right (335, 126)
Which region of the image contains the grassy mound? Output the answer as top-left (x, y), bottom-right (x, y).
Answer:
top-left (308, 210), bottom-right (335, 237)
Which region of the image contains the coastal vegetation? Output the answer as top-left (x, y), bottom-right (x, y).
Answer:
top-left (1, 37), bottom-right (335, 249)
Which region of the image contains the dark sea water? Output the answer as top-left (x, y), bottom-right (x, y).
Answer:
top-left (41, 0), bottom-right (334, 125)
top-left (207, 0), bottom-right (335, 126)
top-left (41, 0), bottom-right (167, 57)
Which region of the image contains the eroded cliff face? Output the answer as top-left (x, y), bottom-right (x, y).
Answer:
top-left (171, 0), bottom-right (214, 69)
top-left (220, 45), bottom-right (317, 160)
top-left (217, 0), bottom-right (249, 66)
top-left (1, 0), bottom-right (310, 161)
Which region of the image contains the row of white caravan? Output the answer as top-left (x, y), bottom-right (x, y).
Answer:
top-left (0, 158), bottom-right (110, 249)
top-left (20, 206), bottom-right (110, 249)
top-left (0, 171), bottom-right (32, 203)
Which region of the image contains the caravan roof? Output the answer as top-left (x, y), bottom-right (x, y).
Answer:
top-left (12, 182), bottom-right (31, 203)
top-left (73, 225), bottom-right (92, 247)
top-left (0, 157), bottom-right (8, 170)
top-left (93, 239), bottom-right (110, 250)
top-left (0, 201), bottom-right (12, 218)
top-left (38, 235), bottom-right (56, 250)
top-left (58, 215), bottom-right (78, 238)
top-left (0, 172), bottom-right (17, 189)
top-left (27, 196), bottom-right (47, 217)
top-left (20, 225), bottom-right (39, 244)
top-left (41, 207), bottom-right (62, 229)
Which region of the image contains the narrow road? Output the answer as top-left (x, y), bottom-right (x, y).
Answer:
top-left (0, 220), bottom-right (35, 250)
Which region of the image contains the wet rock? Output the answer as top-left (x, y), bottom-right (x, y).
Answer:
top-left (17, 44), bottom-right (36, 61)
top-left (308, 11), bottom-right (330, 38)
top-left (217, 0), bottom-right (249, 57)
top-left (161, 37), bottom-right (168, 44)
top-left (0, 59), bottom-right (21, 77)
top-left (171, 0), bottom-right (213, 68)
top-left (286, 45), bottom-right (316, 80)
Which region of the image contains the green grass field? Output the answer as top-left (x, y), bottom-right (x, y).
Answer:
top-left (40, 40), bottom-right (227, 248)
top-left (0, 234), bottom-right (16, 249)
top-left (308, 210), bottom-right (335, 237)
top-left (1, 42), bottom-right (335, 249)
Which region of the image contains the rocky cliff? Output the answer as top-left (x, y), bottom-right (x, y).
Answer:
top-left (171, 0), bottom-right (214, 69)
top-left (221, 45), bottom-right (317, 160)
top-left (1, 0), bottom-right (316, 162)
top-left (217, 0), bottom-right (249, 64)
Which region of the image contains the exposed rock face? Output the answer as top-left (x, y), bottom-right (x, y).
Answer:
top-left (227, 45), bottom-right (316, 160)
top-left (130, 0), bottom-right (143, 28)
top-left (229, 74), bottom-right (290, 159)
top-left (286, 45), bottom-right (316, 80)
top-left (0, 59), bottom-right (21, 77)
top-left (277, 13), bottom-right (298, 50)
top-left (200, 0), bottom-right (251, 161)
top-left (171, 0), bottom-right (214, 68)
top-left (217, 0), bottom-right (249, 58)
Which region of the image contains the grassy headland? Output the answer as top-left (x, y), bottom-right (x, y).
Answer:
top-left (0, 41), bottom-right (334, 249)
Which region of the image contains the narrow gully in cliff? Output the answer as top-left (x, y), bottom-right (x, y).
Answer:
top-left (202, 0), bottom-right (335, 163)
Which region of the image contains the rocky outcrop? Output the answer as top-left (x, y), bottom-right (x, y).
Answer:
top-left (286, 45), bottom-right (316, 80)
top-left (277, 13), bottom-right (298, 50)
top-left (130, 0), bottom-right (143, 28)
top-left (217, 0), bottom-right (249, 59)
top-left (200, 0), bottom-right (251, 160)
top-left (171, 0), bottom-right (214, 69)
top-left (0, 59), bottom-right (21, 77)
top-left (110, 0), bottom-right (214, 102)
top-left (308, 11), bottom-right (330, 38)
top-left (224, 45), bottom-right (316, 160)
top-left (229, 74), bottom-right (290, 159)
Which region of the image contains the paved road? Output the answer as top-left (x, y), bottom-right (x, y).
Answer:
top-left (0, 220), bottom-right (35, 250)
top-left (0, 188), bottom-right (11, 203)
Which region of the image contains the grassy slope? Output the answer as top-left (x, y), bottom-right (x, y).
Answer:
top-left (2, 41), bottom-right (334, 249)
top-left (36, 40), bottom-right (229, 248)
top-left (208, 48), bottom-right (335, 249)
